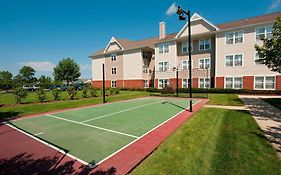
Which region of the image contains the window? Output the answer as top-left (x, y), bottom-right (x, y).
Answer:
top-left (255, 52), bottom-right (263, 65)
top-left (111, 67), bottom-right (117, 74)
top-left (159, 61), bottom-right (169, 72)
top-left (225, 77), bottom-right (242, 89)
top-left (199, 58), bottom-right (210, 69)
top-left (144, 80), bottom-right (149, 88)
top-left (256, 26), bottom-right (273, 40)
top-left (142, 52), bottom-right (150, 59)
top-left (225, 31), bottom-right (243, 44)
top-left (199, 39), bottom-right (211, 50)
top-left (143, 65), bottom-right (148, 73)
top-left (182, 42), bottom-right (193, 53)
top-left (111, 53), bottom-right (117, 61)
top-left (182, 79), bottom-right (188, 88)
top-left (255, 76), bottom-right (275, 90)
top-left (199, 78), bottom-right (210, 88)
top-left (159, 79), bottom-right (168, 89)
top-left (225, 54), bottom-right (243, 67)
top-left (111, 80), bottom-right (116, 88)
top-left (182, 60), bottom-right (192, 70)
top-left (159, 43), bottom-right (169, 53)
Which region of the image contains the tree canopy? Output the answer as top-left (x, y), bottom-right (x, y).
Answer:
top-left (0, 71), bottom-right (13, 90)
top-left (255, 16), bottom-right (281, 73)
top-left (38, 75), bottom-right (52, 89)
top-left (19, 66), bottom-right (37, 85)
top-left (53, 58), bottom-right (81, 85)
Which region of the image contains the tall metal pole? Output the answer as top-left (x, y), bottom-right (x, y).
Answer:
top-left (188, 11), bottom-right (193, 112)
top-left (176, 69), bottom-right (179, 97)
top-left (102, 63), bottom-right (106, 103)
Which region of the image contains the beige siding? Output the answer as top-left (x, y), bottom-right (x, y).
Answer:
top-left (105, 53), bottom-right (124, 80)
top-left (123, 49), bottom-right (143, 79)
top-left (155, 42), bottom-right (177, 79)
top-left (216, 22), bottom-right (280, 77)
top-left (92, 56), bottom-right (105, 80)
top-left (179, 20), bottom-right (216, 37)
top-left (106, 42), bottom-right (122, 52)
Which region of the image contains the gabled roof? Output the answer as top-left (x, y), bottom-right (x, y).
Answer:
top-left (103, 37), bottom-right (124, 53)
top-left (175, 13), bottom-right (219, 38)
top-left (217, 11), bottom-right (281, 30)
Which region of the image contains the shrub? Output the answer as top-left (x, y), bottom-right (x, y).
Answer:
top-left (52, 89), bottom-right (61, 100)
top-left (110, 88), bottom-right (116, 95)
top-left (67, 86), bottom-right (77, 100)
top-left (90, 88), bottom-right (99, 97)
top-left (82, 87), bottom-right (88, 98)
top-left (146, 87), bottom-right (160, 92)
top-left (105, 89), bottom-right (110, 96)
top-left (115, 88), bottom-right (120, 94)
top-left (161, 85), bottom-right (175, 94)
top-left (37, 88), bottom-right (46, 103)
top-left (13, 88), bottom-right (28, 104)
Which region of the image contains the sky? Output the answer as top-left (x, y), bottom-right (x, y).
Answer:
top-left (1, 0), bottom-right (281, 79)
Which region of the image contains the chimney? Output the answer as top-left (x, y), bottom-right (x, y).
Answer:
top-left (159, 22), bottom-right (166, 39)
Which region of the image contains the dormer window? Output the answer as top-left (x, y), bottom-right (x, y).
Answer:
top-left (111, 53), bottom-right (117, 61)
top-left (182, 42), bottom-right (193, 53)
top-left (159, 43), bottom-right (169, 54)
top-left (199, 39), bottom-right (211, 51)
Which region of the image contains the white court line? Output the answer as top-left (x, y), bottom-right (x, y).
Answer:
top-left (97, 99), bottom-right (201, 165)
top-left (34, 132), bottom-right (44, 136)
top-left (46, 114), bottom-right (139, 139)
top-left (81, 100), bottom-right (162, 123)
top-left (5, 123), bottom-right (89, 166)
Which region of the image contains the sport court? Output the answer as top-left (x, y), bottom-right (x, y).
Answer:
top-left (9, 97), bottom-right (198, 166)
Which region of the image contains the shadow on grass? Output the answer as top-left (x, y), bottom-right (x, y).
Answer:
top-left (0, 152), bottom-right (116, 175)
top-left (0, 111), bottom-right (21, 122)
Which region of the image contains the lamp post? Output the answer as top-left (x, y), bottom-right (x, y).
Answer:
top-left (177, 6), bottom-right (192, 112)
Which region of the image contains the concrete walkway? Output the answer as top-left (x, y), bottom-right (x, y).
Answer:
top-left (204, 104), bottom-right (247, 110)
top-left (239, 95), bottom-right (281, 157)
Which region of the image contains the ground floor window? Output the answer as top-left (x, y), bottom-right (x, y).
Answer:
top-left (144, 80), bottom-right (149, 88)
top-left (182, 79), bottom-right (188, 88)
top-left (111, 80), bottom-right (116, 88)
top-left (199, 78), bottom-right (210, 88)
top-left (225, 77), bottom-right (242, 89)
top-left (159, 79), bottom-right (168, 89)
top-left (255, 76), bottom-right (275, 90)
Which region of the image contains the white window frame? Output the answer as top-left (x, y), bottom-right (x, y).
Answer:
top-left (111, 67), bottom-right (117, 75)
top-left (225, 30), bottom-right (244, 44)
top-left (144, 80), bottom-right (149, 88)
top-left (254, 52), bottom-right (264, 66)
top-left (182, 41), bottom-right (193, 53)
top-left (143, 65), bottom-right (148, 73)
top-left (199, 58), bottom-right (210, 70)
top-left (224, 77), bottom-right (243, 89)
top-left (199, 39), bottom-right (211, 51)
top-left (254, 76), bottom-right (275, 90)
top-left (225, 53), bottom-right (243, 67)
top-left (158, 79), bottom-right (169, 89)
top-left (182, 78), bottom-right (188, 88)
top-left (199, 78), bottom-right (210, 88)
top-left (159, 61), bottom-right (169, 72)
top-left (111, 80), bottom-right (117, 88)
top-left (182, 60), bottom-right (193, 70)
top-left (111, 53), bottom-right (117, 61)
top-left (159, 43), bottom-right (169, 54)
top-left (255, 26), bottom-right (273, 41)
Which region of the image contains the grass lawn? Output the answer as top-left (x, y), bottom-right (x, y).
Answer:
top-left (262, 98), bottom-right (281, 110)
top-left (0, 91), bottom-right (149, 120)
top-left (131, 108), bottom-right (281, 175)
top-left (151, 93), bottom-right (244, 106)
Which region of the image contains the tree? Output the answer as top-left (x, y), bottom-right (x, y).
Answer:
top-left (19, 66), bottom-right (36, 85)
top-left (0, 71), bottom-right (13, 90)
top-left (12, 75), bottom-right (24, 88)
top-left (255, 16), bottom-right (281, 73)
top-left (53, 58), bottom-right (81, 85)
top-left (38, 75), bottom-right (52, 89)
top-left (13, 88), bottom-right (28, 104)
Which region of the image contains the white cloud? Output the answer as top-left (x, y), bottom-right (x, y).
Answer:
top-left (80, 64), bottom-right (91, 71)
top-left (268, 0), bottom-right (281, 12)
top-left (166, 2), bottom-right (178, 16)
top-left (20, 61), bottom-right (55, 71)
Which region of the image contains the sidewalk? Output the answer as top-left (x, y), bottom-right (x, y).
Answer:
top-left (239, 95), bottom-right (281, 157)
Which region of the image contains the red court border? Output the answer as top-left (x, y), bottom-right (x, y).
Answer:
top-left (0, 97), bottom-right (208, 175)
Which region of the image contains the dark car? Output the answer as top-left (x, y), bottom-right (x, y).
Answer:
top-left (72, 83), bottom-right (84, 90)
top-left (49, 84), bottom-right (67, 91)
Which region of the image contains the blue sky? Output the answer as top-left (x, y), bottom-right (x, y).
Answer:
top-left (1, 0), bottom-right (281, 79)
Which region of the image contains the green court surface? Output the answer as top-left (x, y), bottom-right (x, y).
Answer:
top-left (10, 97), bottom-right (198, 164)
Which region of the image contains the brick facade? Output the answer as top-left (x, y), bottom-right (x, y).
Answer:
top-left (192, 78), bottom-right (198, 88)
top-left (124, 80), bottom-right (144, 88)
top-left (243, 76), bottom-right (254, 90)
top-left (92, 80), bottom-right (111, 88)
top-left (276, 75), bottom-right (281, 90)
top-left (215, 77), bottom-right (224, 88)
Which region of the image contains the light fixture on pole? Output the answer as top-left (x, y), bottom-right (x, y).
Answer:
top-left (176, 5), bottom-right (193, 112)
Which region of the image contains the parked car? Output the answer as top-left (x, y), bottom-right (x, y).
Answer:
top-left (22, 85), bottom-right (40, 91)
top-left (72, 83), bottom-right (84, 90)
top-left (49, 84), bottom-right (67, 91)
